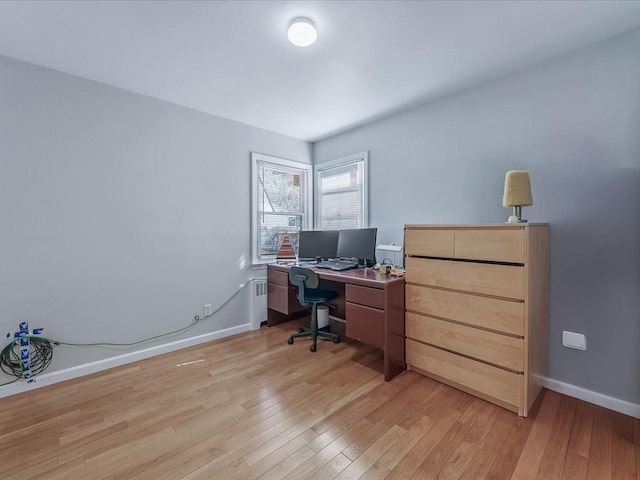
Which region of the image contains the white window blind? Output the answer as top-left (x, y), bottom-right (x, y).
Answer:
top-left (251, 153), bottom-right (312, 264)
top-left (315, 152), bottom-right (368, 230)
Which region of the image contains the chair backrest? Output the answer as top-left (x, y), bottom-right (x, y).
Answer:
top-left (288, 266), bottom-right (319, 306)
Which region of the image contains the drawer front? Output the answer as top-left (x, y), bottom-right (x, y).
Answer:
top-left (267, 268), bottom-right (289, 287)
top-left (346, 302), bottom-right (384, 349)
top-left (454, 228), bottom-right (524, 263)
top-left (406, 339), bottom-right (523, 409)
top-left (405, 284), bottom-right (524, 336)
top-left (346, 284), bottom-right (384, 310)
top-left (406, 313), bottom-right (524, 371)
top-left (405, 257), bottom-right (525, 300)
top-left (268, 282), bottom-right (290, 314)
top-left (405, 228), bottom-right (454, 258)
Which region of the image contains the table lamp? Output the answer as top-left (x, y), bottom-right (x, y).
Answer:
top-left (503, 170), bottom-right (533, 223)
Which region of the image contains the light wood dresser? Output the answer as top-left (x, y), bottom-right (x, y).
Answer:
top-left (404, 224), bottom-right (549, 416)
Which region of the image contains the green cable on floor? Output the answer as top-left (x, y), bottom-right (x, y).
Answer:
top-left (0, 278), bottom-right (266, 385)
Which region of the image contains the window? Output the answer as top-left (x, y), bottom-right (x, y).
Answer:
top-left (315, 151), bottom-right (368, 230)
top-left (251, 153), bottom-right (312, 264)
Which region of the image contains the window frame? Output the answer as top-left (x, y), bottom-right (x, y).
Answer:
top-left (251, 152), bottom-right (313, 265)
top-left (314, 151), bottom-right (369, 230)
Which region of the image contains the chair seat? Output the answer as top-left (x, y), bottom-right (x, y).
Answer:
top-left (303, 288), bottom-right (338, 304)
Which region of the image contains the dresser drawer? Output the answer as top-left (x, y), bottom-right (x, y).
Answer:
top-left (405, 257), bottom-right (525, 300)
top-left (406, 340), bottom-right (523, 410)
top-left (346, 284), bottom-right (384, 309)
top-left (406, 313), bottom-right (524, 371)
top-left (455, 228), bottom-right (524, 263)
top-left (405, 228), bottom-right (454, 258)
top-left (267, 268), bottom-right (289, 287)
top-left (346, 302), bottom-right (384, 349)
top-left (405, 284), bottom-right (524, 336)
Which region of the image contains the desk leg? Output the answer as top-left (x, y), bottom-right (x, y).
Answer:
top-left (384, 281), bottom-right (406, 381)
top-left (385, 358), bottom-right (406, 382)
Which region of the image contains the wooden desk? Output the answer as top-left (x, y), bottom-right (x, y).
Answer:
top-left (267, 263), bottom-right (406, 381)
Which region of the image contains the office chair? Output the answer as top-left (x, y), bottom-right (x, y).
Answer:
top-left (287, 266), bottom-right (340, 352)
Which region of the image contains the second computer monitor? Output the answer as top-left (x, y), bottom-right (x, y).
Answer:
top-left (297, 230), bottom-right (339, 260)
top-left (336, 228), bottom-right (377, 263)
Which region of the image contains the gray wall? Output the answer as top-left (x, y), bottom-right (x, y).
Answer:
top-left (314, 30), bottom-right (640, 405)
top-left (0, 55), bottom-right (310, 377)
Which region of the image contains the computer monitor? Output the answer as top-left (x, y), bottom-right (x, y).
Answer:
top-left (297, 230), bottom-right (339, 260)
top-left (336, 228), bottom-right (377, 263)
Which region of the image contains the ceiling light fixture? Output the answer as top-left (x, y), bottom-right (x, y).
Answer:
top-left (287, 17), bottom-right (317, 47)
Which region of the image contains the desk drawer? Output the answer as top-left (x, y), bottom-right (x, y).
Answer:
top-left (267, 268), bottom-right (289, 287)
top-left (267, 282), bottom-right (291, 314)
top-left (267, 282), bottom-right (305, 315)
top-left (405, 284), bottom-right (524, 336)
top-left (346, 302), bottom-right (384, 349)
top-left (406, 313), bottom-right (524, 372)
top-left (346, 284), bottom-right (384, 309)
top-left (406, 339), bottom-right (522, 410)
top-left (405, 257), bottom-right (525, 300)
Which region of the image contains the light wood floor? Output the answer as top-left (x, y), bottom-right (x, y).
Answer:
top-left (0, 322), bottom-right (638, 480)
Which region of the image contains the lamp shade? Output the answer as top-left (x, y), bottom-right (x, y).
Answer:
top-left (503, 170), bottom-right (533, 207)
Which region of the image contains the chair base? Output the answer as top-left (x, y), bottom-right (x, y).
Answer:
top-left (288, 327), bottom-right (340, 352)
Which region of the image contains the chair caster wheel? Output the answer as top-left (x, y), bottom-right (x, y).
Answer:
top-left (287, 338), bottom-right (294, 345)
top-left (333, 338), bottom-right (340, 344)
top-left (298, 327), bottom-right (305, 333)
top-left (310, 344), bottom-right (316, 352)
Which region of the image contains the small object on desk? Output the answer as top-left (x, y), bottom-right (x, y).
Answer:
top-left (379, 264), bottom-right (392, 275)
top-left (315, 260), bottom-right (359, 271)
top-left (377, 243), bottom-right (403, 269)
top-left (390, 266), bottom-right (405, 277)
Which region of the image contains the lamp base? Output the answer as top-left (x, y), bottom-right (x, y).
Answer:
top-left (506, 205), bottom-right (528, 223)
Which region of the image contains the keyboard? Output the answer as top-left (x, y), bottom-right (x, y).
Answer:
top-left (315, 260), bottom-right (359, 271)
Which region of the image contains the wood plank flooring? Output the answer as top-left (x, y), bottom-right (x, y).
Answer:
top-left (0, 322), bottom-right (637, 479)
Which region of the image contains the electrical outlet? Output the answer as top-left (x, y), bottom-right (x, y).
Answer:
top-left (203, 304), bottom-right (212, 316)
top-left (562, 331), bottom-right (586, 350)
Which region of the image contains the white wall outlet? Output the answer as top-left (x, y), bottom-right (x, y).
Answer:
top-left (203, 304), bottom-right (212, 316)
top-left (562, 331), bottom-right (586, 350)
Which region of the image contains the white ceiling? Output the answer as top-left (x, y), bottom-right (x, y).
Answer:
top-left (1, 1), bottom-right (640, 142)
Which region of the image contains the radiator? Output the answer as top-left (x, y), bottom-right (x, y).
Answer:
top-left (251, 280), bottom-right (268, 330)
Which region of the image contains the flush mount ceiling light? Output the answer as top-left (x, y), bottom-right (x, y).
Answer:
top-left (287, 17), bottom-right (317, 47)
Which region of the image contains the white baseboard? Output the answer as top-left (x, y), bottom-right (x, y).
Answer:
top-left (0, 324), bottom-right (251, 399)
top-left (542, 377), bottom-right (640, 419)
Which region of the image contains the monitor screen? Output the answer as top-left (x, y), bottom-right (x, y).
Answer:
top-left (336, 228), bottom-right (377, 262)
top-left (297, 230), bottom-right (339, 260)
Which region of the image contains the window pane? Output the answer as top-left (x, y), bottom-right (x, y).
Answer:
top-left (316, 153), bottom-right (367, 230)
top-left (258, 214), bottom-right (302, 258)
top-left (319, 190), bottom-right (361, 229)
top-left (258, 165), bottom-right (302, 214)
top-left (320, 164), bottom-right (360, 192)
